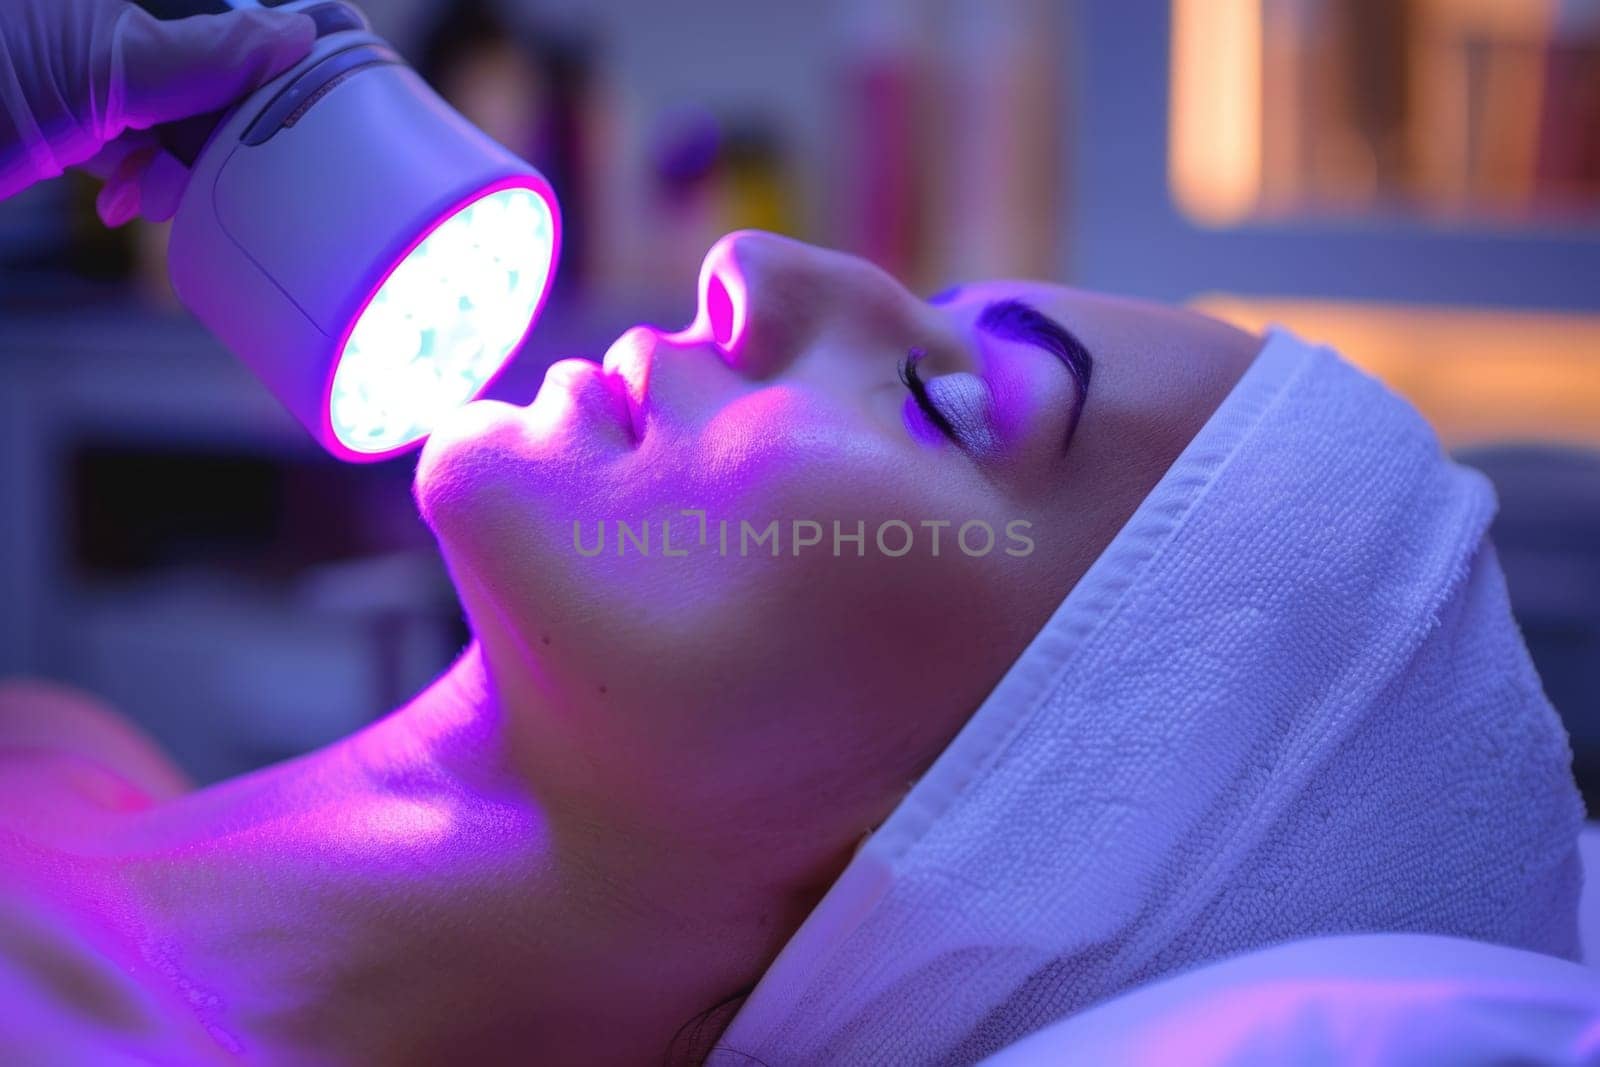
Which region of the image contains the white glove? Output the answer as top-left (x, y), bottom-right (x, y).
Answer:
top-left (0, 0), bottom-right (314, 225)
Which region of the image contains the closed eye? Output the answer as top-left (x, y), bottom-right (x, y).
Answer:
top-left (975, 300), bottom-right (1093, 451)
top-left (898, 348), bottom-right (959, 441)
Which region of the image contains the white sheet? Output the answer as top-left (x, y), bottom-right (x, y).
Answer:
top-left (979, 932), bottom-right (1600, 1067)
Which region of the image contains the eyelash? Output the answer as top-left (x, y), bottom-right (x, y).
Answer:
top-left (897, 347), bottom-right (960, 442)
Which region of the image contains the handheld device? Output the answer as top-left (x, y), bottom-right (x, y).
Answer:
top-left (139, 0), bottom-right (562, 461)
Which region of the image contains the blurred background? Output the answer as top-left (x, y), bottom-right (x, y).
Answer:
top-left (0, 0), bottom-right (1596, 807)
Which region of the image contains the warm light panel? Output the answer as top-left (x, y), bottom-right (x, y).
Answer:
top-left (1195, 295), bottom-right (1600, 448)
top-left (1169, 0), bottom-right (1263, 225)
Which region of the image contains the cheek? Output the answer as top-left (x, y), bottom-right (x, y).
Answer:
top-left (683, 387), bottom-right (895, 501)
top-left (417, 388), bottom-right (1051, 815)
top-left (418, 384), bottom-right (1022, 706)
top-left (428, 383), bottom-right (1019, 639)
top-left (436, 389), bottom-right (926, 621)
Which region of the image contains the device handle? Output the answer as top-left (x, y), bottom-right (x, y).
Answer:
top-left (129, 0), bottom-right (348, 166)
top-left (134, 0), bottom-right (240, 18)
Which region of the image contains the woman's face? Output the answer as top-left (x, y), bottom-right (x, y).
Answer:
top-left (415, 232), bottom-right (1260, 871)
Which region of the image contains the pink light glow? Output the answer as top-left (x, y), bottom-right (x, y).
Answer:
top-left (667, 231), bottom-right (749, 355)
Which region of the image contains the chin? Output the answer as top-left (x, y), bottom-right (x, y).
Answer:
top-left (416, 399), bottom-right (651, 579)
top-left (413, 398), bottom-right (531, 536)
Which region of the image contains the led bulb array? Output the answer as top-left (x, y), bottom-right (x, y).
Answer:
top-left (329, 185), bottom-right (555, 454)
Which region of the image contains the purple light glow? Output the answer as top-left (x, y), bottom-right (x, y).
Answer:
top-left (1138, 977), bottom-right (1519, 1062)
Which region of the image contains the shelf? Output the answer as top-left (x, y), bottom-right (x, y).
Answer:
top-left (1168, 0), bottom-right (1600, 229)
top-left (1069, 0), bottom-right (1600, 313)
top-left (1196, 295), bottom-right (1600, 449)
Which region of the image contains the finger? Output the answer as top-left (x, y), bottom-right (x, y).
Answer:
top-left (137, 150), bottom-right (189, 223)
top-left (95, 144), bottom-right (160, 228)
top-left (82, 132), bottom-right (189, 224)
top-left (113, 7), bottom-right (317, 132)
top-left (78, 131), bottom-right (156, 182)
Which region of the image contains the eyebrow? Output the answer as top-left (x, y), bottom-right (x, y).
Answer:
top-left (974, 299), bottom-right (1094, 451)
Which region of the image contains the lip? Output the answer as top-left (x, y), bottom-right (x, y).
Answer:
top-left (533, 357), bottom-right (636, 443)
top-left (601, 327), bottom-right (657, 444)
top-left (601, 365), bottom-right (642, 445)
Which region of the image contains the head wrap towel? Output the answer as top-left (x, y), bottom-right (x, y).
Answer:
top-left (710, 328), bottom-right (1585, 1066)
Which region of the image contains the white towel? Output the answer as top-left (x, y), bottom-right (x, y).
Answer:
top-left (708, 328), bottom-right (1586, 1066)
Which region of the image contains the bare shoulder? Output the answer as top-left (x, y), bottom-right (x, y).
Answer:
top-left (0, 686), bottom-right (218, 1060)
top-left (0, 679), bottom-right (193, 807)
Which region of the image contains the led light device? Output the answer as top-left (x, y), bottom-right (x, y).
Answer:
top-left (138, 0), bottom-right (561, 461)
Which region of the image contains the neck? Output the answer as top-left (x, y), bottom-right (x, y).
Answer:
top-left (101, 645), bottom-right (783, 1065)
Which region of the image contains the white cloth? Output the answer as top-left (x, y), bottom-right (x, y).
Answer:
top-left (709, 328), bottom-right (1586, 1066)
top-left (1582, 825), bottom-right (1600, 962)
top-left (980, 933), bottom-right (1600, 1067)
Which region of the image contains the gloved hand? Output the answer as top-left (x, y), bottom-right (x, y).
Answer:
top-left (0, 0), bottom-right (314, 225)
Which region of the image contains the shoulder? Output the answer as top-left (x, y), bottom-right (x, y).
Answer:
top-left (0, 679), bottom-right (192, 813)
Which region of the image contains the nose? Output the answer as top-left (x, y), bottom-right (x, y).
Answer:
top-left (691, 230), bottom-right (932, 379)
